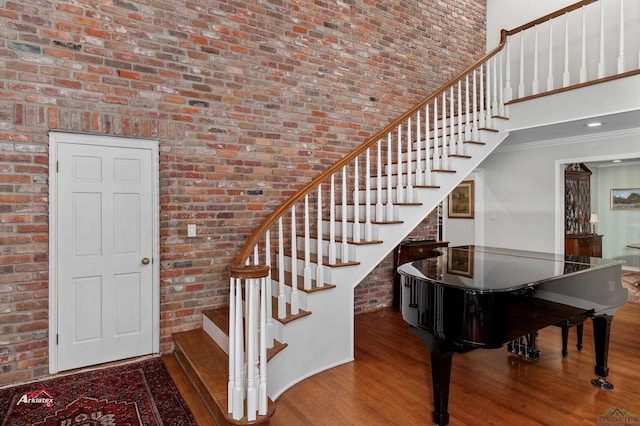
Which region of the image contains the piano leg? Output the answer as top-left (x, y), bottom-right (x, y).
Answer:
top-left (560, 324), bottom-right (570, 358)
top-left (576, 322), bottom-right (584, 352)
top-left (409, 326), bottom-right (454, 425)
top-left (430, 346), bottom-right (454, 426)
top-left (590, 314), bottom-right (614, 390)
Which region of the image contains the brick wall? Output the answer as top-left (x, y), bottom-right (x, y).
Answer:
top-left (0, 0), bottom-right (486, 383)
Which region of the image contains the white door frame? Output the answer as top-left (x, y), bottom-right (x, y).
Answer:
top-left (554, 150), bottom-right (640, 256)
top-left (48, 132), bottom-right (160, 374)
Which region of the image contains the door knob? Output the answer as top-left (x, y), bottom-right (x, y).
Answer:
top-left (141, 257), bottom-right (150, 265)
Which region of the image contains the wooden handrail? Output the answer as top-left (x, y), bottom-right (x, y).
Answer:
top-left (230, 0), bottom-right (603, 271)
top-left (505, 0), bottom-right (597, 37)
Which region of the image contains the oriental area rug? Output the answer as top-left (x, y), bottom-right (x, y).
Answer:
top-left (622, 271), bottom-right (640, 305)
top-left (0, 357), bottom-right (196, 426)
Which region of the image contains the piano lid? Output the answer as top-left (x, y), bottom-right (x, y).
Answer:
top-left (397, 245), bottom-right (624, 293)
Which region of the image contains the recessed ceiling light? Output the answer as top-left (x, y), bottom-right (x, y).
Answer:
top-left (612, 159), bottom-right (622, 163)
top-left (586, 122), bottom-right (603, 127)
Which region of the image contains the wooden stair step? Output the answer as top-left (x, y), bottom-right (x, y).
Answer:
top-left (271, 296), bottom-right (312, 324)
top-left (173, 329), bottom-right (275, 425)
top-left (288, 250), bottom-right (360, 267)
top-left (270, 267), bottom-right (337, 293)
top-left (203, 307), bottom-right (289, 361)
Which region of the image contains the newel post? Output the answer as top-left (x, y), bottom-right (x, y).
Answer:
top-left (229, 263), bottom-right (270, 421)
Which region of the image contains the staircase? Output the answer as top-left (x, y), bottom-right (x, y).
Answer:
top-left (171, 1), bottom-right (640, 424)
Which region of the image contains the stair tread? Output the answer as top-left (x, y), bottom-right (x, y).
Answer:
top-left (204, 301), bottom-right (311, 328)
top-left (271, 296), bottom-right (312, 324)
top-left (270, 267), bottom-right (337, 292)
top-left (289, 250), bottom-right (360, 267)
top-left (203, 307), bottom-right (289, 361)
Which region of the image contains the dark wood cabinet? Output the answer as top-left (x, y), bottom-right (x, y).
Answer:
top-left (564, 163), bottom-right (603, 258)
top-left (392, 239), bottom-right (448, 308)
top-left (565, 163), bottom-right (592, 236)
top-left (565, 234), bottom-right (603, 258)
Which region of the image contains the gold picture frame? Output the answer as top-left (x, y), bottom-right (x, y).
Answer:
top-left (448, 180), bottom-right (474, 219)
top-left (610, 188), bottom-right (640, 210)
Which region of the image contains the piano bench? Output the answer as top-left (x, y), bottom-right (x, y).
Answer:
top-left (556, 316), bottom-right (587, 358)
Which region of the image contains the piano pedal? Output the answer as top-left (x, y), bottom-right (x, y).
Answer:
top-left (591, 377), bottom-right (614, 390)
top-left (507, 339), bottom-right (540, 361)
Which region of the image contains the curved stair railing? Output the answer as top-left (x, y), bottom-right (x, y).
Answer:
top-left (225, 0), bottom-right (638, 421)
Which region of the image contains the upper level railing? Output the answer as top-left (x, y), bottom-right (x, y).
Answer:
top-left (226, 0), bottom-right (639, 421)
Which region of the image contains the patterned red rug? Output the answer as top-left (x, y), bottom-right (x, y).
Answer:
top-left (0, 357), bottom-right (195, 426)
top-left (622, 272), bottom-right (640, 305)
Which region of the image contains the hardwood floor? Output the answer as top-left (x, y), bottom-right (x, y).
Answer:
top-left (167, 302), bottom-right (640, 425)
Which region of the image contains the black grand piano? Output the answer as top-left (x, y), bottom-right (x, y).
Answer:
top-left (397, 245), bottom-right (628, 426)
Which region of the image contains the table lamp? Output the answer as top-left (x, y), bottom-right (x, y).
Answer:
top-left (589, 213), bottom-right (599, 235)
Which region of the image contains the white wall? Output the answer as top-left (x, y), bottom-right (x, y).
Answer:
top-left (479, 130), bottom-right (640, 254)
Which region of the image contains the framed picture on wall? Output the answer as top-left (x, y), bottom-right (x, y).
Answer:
top-left (610, 188), bottom-right (640, 210)
top-left (448, 180), bottom-right (474, 219)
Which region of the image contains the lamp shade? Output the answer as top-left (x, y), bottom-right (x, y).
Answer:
top-left (589, 213), bottom-right (599, 224)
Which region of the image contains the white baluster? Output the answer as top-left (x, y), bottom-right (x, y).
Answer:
top-left (441, 92), bottom-right (448, 169)
top-left (504, 38), bottom-right (512, 106)
top-left (341, 166), bottom-right (349, 263)
top-left (598, 0), bottom-right (605, 78)
top-left (547, 22), bottom-right (554, 92)
top-left (464, 75), bottom-right (470, 145)
top-left (424, 104), bottom-right (432, 185)
top-left (365, 148), bottom-right (373, 241)
top-left (258, 275), bottom-right (267, 415)
top-left (415, 111), bottom-right (423, 186)
top-left (532, 25), bottom-right (539, 95)
top-left (395, 125), bottom-right (404, 203)
top-left (316, 185), bottom-right (324, 287)
top-left (563, 12), bottom-right (571, 87)
top-left (246, 277), bottom-right (257, 421)
top-left (433, 98), bottom-right (440, 169)
top-left (264, 232), bottom-right (273, 347)
top-left (375, 142), bottom-right (384, 222)
top-left (472, 69), bottom-right (479, 140)
top-left (618, 0), bottom-right (625, 73)
top-left (290, 206), bottom-right (299, 314)
top-left (385, 133), bottom-right (394, 221)
top-left (231, 277), bottom-right (244, 420)
top-left (228, 276), bottom-right (236, 414)
top-left (518, 32), bottom-right (525, 98)
top-left (406, 118), bottom-right (413, 202)
top-left (277, 218), bottom-right (286, 318)
top-left (580, 6), bottom-right (587, 83)
top-left (498, 51), bottom-right (505, 117)
top-left (303, 195), bottom-right (312, 290)
top-left (457, 82), bottom-right (464, 153)
top-left (449, 86), bottom-right (456, 155)
top-left (352, 157), bottom-right (360, 243)
top-left (328, 175), bottom-right (337, 264)
top-left (485, 60), bottom-right (492, 128)
top-left (492, 55), bottom-right (499, 115)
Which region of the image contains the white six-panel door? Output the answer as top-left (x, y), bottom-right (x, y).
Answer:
top-left (49, 133), bottom-right (159, 373)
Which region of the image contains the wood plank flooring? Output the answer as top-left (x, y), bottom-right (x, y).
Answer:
top-left (166, 302), bottom-right (640, 425)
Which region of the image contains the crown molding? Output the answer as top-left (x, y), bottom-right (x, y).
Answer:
top-left (495, 126), bottom-right (640, 153)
